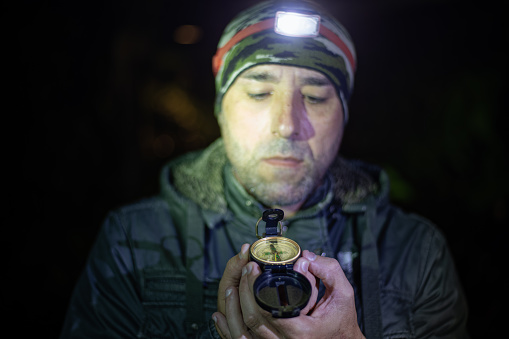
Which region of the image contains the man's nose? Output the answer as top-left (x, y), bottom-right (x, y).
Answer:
top-left (271, 91), bottom-right (305, 139)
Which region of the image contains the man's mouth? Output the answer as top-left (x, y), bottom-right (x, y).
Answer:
top-left (262, 156), bottom-right (303, 168)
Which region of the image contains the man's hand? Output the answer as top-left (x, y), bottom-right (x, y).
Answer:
top-left (216, 244), bottom-right (251, 319)
top-left (213, 250), bottom-right (365, 339)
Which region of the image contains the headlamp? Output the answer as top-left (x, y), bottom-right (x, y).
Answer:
top-left (274, 11), bottom-right (320, 37)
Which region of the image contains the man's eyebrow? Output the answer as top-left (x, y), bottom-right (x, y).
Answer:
top-left (240, 71), bottom-right (278, 83)
top-left (239, 71), bottom-right (331, 86)
top-left (300, 76), bottom-right (331, 86)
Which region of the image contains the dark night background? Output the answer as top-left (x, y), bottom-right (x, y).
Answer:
top-left (3, 0), bottom-right (507, 337)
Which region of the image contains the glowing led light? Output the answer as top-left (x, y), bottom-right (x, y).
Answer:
top-left (274, 11), bottom-right (320, 37)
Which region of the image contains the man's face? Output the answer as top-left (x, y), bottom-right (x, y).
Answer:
top-left (219, 64), bottom-right (345, 210)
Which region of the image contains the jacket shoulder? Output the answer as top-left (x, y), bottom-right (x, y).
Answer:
top-left (109, 196), bottom-right (174, 233)
top-left (375, 206), bottom-right (468, 337)
top-left (377, 204), bottom-right (447, 255)
top-left (103, 196), bottom-right (187, 271)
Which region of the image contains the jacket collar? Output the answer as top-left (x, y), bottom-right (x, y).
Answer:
top-left (161, 138), bottom-right (389, 227)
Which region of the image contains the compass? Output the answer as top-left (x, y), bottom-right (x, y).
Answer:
top-left (250, 236), bottom-right (301, 266)
top-left (250, 209), bottom-right (311, 318)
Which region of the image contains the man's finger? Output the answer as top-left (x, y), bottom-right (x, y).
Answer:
top-left (225, 286), bottom-right (251, 339)
top-left (218, 243), bottom-right (250, 313)
top-left (303, 250), bottom-right (350, 292)
top-left (212, 312), bottom-right (230, 339)
top-left (239, 262), bottom-right (280, 338)
top-left (293, 257), bottom-right (319, 315)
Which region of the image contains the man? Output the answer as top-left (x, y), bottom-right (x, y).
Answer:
top-left (60, 1), bottom-right (468, 338)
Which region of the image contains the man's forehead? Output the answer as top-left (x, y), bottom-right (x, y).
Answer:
top-left (240, 64), bottom-right (331, 86)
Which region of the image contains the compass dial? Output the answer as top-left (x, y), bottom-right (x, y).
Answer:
top-left (250, 237), bottom-right (301, 265)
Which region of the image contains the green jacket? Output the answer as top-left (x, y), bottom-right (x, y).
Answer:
top-left (60, 139), bottom-right (468, 338)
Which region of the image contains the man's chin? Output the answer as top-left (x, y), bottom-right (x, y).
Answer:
top-left (249, 179), bottom-right (315, 207)
top-left (257, 165), bottom-right (308, 182)
top-left (233, 164), bottom-right (318, 205)
top-left (256, 191), bottom-right (307, 208)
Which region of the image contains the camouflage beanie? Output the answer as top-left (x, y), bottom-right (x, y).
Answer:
top-left (212, 0), bottom-right (356, 123)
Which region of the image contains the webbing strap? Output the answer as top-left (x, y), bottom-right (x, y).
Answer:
top-left (185, 203), bottom-right (205, 336)
top-left (359, 206), bottom-right (383, 339)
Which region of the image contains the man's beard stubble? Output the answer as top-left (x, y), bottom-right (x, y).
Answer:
top-left (227, 138), bottom-right (323, 208)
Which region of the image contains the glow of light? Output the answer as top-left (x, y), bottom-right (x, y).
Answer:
top-left (174, 25), bottom-right (202, 44)
top-left (274, 11), bottom-right (320, 37)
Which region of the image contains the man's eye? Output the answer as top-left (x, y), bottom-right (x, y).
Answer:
top-left (304, 95), bottom-right (327, 104)
top-left (248, 92), bottom-right (272, 100)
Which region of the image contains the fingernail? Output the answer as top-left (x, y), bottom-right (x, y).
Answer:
top-left (296, 259), bottom-right (309, 272)
top-left (305, 251), bottom-right (317, 261)
top-left (242, 264), bottom-right (252, 276)
top-left (212, 315), bottom-right (217, 323)
top-left (239, 244), bottom-right (249, 260)
top-left (225, 288), bottom-right (232, 297)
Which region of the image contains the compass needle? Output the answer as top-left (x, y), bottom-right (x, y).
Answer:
top-left (270, 243), bottom-right (282, 261)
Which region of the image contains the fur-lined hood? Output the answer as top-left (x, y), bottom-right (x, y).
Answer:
top-left (161, 138), bottom-right (389, 214)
